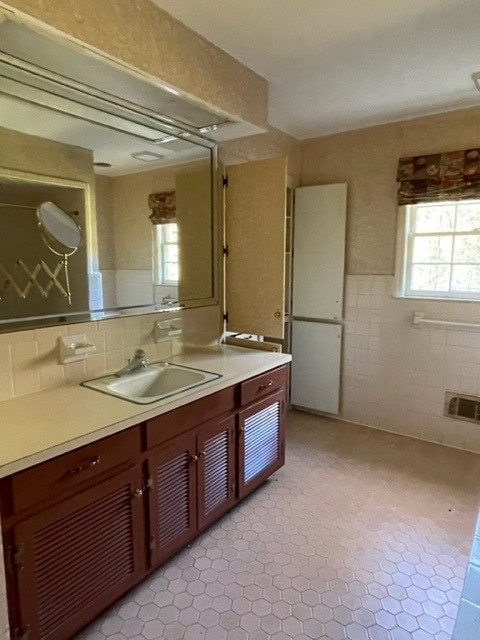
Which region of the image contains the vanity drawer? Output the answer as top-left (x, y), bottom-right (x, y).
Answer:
top-left (146, 386), bottom-right (235, 449)
top-left (10, 427), bottom-right (141, 513)
top-left (239, 365), bottom-right (288, 406)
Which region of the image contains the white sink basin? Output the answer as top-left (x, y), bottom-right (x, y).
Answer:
top-left (82, 362), bottom-right (222, 404)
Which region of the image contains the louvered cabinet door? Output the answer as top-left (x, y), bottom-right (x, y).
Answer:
top-left (238, 390), bottom-right (286, 498)
top-left (197, 416), bottom-right (236, 530)
top-left (148, 432), bottom-right (197, 568)
top-left (13, 466), bottom-right (145, 640)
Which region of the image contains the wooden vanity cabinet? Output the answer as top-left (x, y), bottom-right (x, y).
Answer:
top-left (238, 390), bottom-right (286, 498)
top-left (2, 364), bottom-right (288, 640)
top-left (147, 432), bottom-right (198, 567)
top-left (148, 414), bottom-right (236, 568)
top-left (10, 466), bottom-right (146, 640)
top-left (197, 415), bottom-right (236, 530)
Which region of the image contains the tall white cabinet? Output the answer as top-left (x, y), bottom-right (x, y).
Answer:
top-left (290, 184), bottom-right (347, 415)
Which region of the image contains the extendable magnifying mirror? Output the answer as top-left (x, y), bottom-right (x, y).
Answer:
top-left (36, 201), bottom-right (82, 305)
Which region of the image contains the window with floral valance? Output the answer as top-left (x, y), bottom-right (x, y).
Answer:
top-left (396, 148), bottom-right (480, 299)
top-left (397, 148), bottom-right (480, 205)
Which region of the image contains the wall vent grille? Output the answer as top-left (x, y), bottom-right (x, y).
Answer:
top-left (445, 392), bottom-right (480, 424)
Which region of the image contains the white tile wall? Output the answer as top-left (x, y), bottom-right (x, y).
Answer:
top-left (343, 275), bottom-right (480, 453)
top-left (0, 305), bottom-right (221, 402)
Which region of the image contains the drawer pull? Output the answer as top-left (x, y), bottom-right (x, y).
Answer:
top-left (66, 456), bottom-right (101, 475)
top-left (258, 380), bottom-right (274, 391)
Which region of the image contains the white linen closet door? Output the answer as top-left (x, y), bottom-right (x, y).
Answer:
top-left (291, 320), bottom-right (342, 415)
top-left (292, 183), bottom-right (347, 321)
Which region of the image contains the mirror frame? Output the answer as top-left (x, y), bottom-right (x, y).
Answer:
top-left (0, 19), bottom-right (220, 333)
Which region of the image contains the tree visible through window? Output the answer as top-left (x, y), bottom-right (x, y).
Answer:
top-left (154, 223), bottom-right (179, 285)
top-left (401, 200), bottom-right (480, 298)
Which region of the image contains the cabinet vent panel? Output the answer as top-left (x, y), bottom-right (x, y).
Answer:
top-left (244, 402), bottom-right (280, 483)
top-left (204, 429), bottom-right (229, 515)
top-left (32, 484), bottom-right (135, 638)
top-left (445, 391), bottom-right (480, 424)
top-left (156, 452), bottom-right (190, 549)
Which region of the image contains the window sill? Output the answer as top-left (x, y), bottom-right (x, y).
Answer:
top-left (392, 293), bottom-right (480, 303)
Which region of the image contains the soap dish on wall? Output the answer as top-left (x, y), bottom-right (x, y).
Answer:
top-left (58, 334), bottom-right (96, 364)
top-left (154, 318), bottom-right (182, 342)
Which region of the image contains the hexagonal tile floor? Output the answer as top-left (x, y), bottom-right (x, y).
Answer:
top-left (75, 411), bottom-right (480, 640)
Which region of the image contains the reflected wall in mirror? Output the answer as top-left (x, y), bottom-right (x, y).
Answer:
top-left (0, 18), bottom-right (218, 330)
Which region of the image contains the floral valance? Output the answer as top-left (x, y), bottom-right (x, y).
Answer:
top-left (148, 191), bottom-right (176, 225)
top-left (397, 148), bottom-right (480, 205)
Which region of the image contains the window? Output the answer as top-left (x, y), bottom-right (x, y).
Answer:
top-left (153, 223), bottom-right (179, 285)
top-left (397, 200), bottom-right (480, 299)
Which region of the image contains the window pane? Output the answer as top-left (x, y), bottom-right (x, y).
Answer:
top-left (165, 223), bottom-right (178, 242)
top-left (453, 235), bottom-right (480, 263)
top-left (164, 245), bottom-right (178, 261)
top-left (164, 263), bottom-right (179, 282)
top-left (412, 236), bottom-right (452, 263)
top-left (455, 203), bottom-right (480, 232)
top-left (451, 265), bottom-right (480, 291)
top-left (415, 205), bottom-right (454, 232)
top-left (410, 265), bottom-right (450, 291)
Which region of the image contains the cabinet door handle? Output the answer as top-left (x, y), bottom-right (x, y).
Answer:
top-left (258, 380), bottom-right (274, 391)
top-left (190, 454), bottom-right (199, 463)
top-left (133, 488), bottom-right (143, 498)
top-left (198, 450), bottom-right (206, 458)
top-left (66, 455), bottom-right (100, 475)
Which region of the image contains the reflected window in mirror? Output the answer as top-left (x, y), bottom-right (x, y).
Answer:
top-left (154, 223), bottom-right (179, 285)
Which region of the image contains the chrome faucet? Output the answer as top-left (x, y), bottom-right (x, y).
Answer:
top-left (114, 349), bottom-right (149, 377)
top-left (161, 294), bottom-right (178, 305)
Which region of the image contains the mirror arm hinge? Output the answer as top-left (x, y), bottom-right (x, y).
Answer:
top-left (222, 175), bottom-right (229, 187)
top-left (223, 312), bottom-right (229, 323)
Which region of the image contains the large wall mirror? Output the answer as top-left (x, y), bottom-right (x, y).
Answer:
top-left (0, 18), bottom-right (225, 331)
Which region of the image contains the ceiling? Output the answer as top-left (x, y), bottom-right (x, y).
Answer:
top-left (152, 0), bottom-right (480, 139)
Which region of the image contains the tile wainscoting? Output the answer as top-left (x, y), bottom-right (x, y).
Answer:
top-left (0, 305), bottom-right (221, 402)
top-left (343, 275), bottom-right (480, 453)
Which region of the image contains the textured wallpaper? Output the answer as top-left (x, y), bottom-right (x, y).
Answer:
top-left (4, 0), bottom-right (268, 129)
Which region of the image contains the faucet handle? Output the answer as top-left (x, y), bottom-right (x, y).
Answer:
top-left (134, 349), bottom-right (147, 359)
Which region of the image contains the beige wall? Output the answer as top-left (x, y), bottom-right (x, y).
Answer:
top-left (220, 125), bottom-right (301, 179)
top-left (300, 106), bottom-right (480, 454)
top-left (3, 0), bottom-right (268, 129)
top-left (0, 125), bottom-right (94, 183)
top-left (301, 105), bottom-right (480, 275)
top-left (111, 159), bottom-right (211, 271)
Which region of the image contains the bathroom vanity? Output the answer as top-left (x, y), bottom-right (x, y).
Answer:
top-left (0, 349), bottom-right (290, 640)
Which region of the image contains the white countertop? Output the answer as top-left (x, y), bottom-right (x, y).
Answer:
top-left (0, 346), bottom-right (291, 478)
